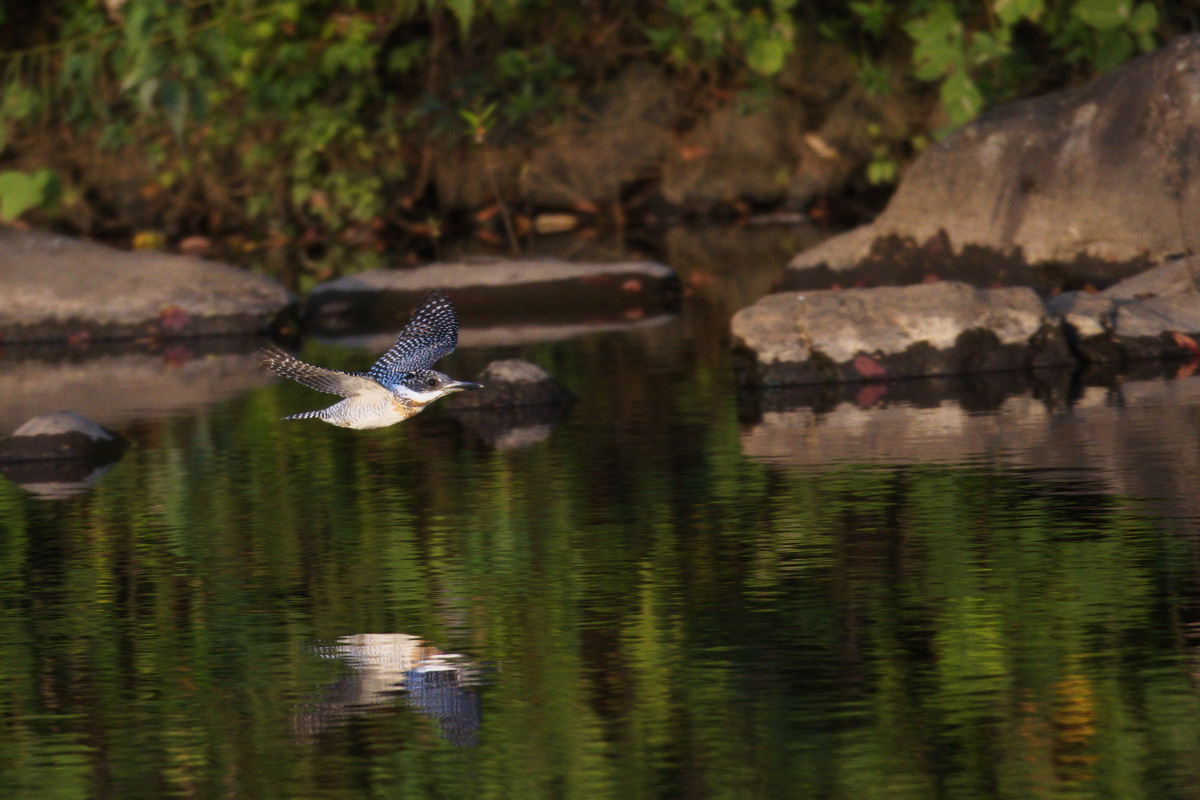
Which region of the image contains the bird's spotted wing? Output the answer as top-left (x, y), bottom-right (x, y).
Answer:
top-left (368, 290), bottom-right (459, 384)
top-left (261, 345), bottom-right (392, 401)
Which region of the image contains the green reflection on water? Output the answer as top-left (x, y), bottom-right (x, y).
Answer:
top-left (0, 330), bottom-right (1198, 800)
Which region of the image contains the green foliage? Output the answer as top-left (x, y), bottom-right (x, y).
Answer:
top-left (0, 0), bottom-right (1172, 232)
top-left (898, 0), bottom-right (1161, 135)
top-left (643, 0), bottom-right (798, 77)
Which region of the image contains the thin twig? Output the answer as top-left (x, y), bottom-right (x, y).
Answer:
top-left (480, 142), bottom-right (519, 255)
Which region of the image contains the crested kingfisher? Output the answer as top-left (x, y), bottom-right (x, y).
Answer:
top-left (261, 290), bottom-right (482, 429)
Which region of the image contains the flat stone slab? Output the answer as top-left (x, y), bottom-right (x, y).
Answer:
top-left (1045, 257), bottom-right (1200, 362)
top-left (0, 229), bottom-right (295, 342)
top-left (306, 258), bottom-right (679, 333)
top-left (1099, 256), bottom-right (1198, 300)
top-left (731, 281), bottom-right (1068, 385)
top-left (785, 34), bottom-right (1200, 288)
top-left (316, 312), bottom-right (676, 351)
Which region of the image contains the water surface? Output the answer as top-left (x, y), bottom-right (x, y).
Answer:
top-left (2, 226), bottom-right (1200, 799)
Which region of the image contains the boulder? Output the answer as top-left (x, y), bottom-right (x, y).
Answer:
top-left (731, 281), bottom-right (1070, 385)
top-left (0, 229), bottom-right (296, 342)
top-left (785, 34), bottom-right (1200, 289)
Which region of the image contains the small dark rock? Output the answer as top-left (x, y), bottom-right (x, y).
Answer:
top-left (0, 411), bottom-right (128, 499)
top-left (0, 411), bottom-right (127, 462)
top-left (449, 360), bottom-right (573, 409)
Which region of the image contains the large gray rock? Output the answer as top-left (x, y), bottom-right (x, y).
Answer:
top-left (731, 281), bottom-right (1069, 385)
top-left (786, 34), bottom-right (1200, 287)
top-left (0, 230), bottom-right (295, 342)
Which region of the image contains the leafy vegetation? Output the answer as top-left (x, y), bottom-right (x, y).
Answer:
top-left (0, 1), bottom-right (1177, 250)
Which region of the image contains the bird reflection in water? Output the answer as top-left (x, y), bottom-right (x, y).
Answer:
top-left (294, 633), bottom-right (483, 746)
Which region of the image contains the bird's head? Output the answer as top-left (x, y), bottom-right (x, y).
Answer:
top-left (393, 370), bottom-right (483, 403)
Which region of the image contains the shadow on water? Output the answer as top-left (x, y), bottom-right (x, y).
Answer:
top-left (0, 223), bottom-right (1199, 798)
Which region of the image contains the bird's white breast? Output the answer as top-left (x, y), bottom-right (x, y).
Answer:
top-left (323, 398), bottom-right (420, 429)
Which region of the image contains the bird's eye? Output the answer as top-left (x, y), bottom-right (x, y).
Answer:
top-left (426, 376), bottom-right (437, 387)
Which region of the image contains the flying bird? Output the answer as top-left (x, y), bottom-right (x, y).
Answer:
top-left (262, 290), bottom-right (482, 429)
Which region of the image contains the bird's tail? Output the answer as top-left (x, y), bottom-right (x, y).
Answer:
top-left (282, 410), bottom-right (326, 421)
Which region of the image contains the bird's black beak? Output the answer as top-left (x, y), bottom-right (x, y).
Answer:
top-left (448, 380), bottom-right (484, 393)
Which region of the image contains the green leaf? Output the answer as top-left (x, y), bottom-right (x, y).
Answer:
top-left (905, 2), bottom-right (965, 81)
top-left (0, 169), bottom-right (58, 222)
top-left (939, 69), bottom-right (984, 127)
top-left (1128, 1), bottom-right (1158, 35)
top-left (1092, 28), bottom-right (1135, 72)
top-left (3, 81), bottom-right (37, 121)
top-left (867, 156), bottom-right (899, 184)
top-left (849, 0), bottom-right (893, 37)
top-left (31, 168), bottom-right (60, 209)
top-left (994, 0), bottom-right (1044, 26)
top-left (136, 77), bottom-right (160, 113)
top-left (968, 30), bottom-right (1010, 66)
top-left (856, 58), bottom-right (892, 97)
top-left (1073, 0), bottom-right (1131, 32)
top-left (444, 0), bottom-right (475, 35)
top-left (745, 33), bottom-right (790, 76)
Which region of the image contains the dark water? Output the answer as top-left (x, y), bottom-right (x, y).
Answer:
top-left (2, 226), bottom-right (1200, 799)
